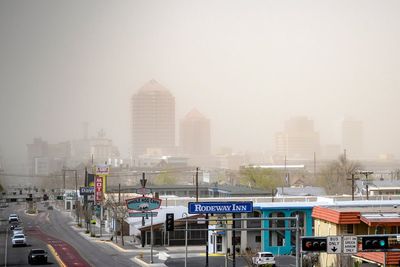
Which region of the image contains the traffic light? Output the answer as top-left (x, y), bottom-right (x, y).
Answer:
top-left (362, 236), bottom-right (389, 251)
top-left (302, 237), bottom-right (327, 252)
top-left (166, 213), bottom-right (174, 231)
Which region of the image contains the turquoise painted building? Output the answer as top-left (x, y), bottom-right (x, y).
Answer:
top-left (254, 202), bottom-right (318, 255)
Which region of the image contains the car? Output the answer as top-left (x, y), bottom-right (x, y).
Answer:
top-left (8, 214), bottom-right (19, 223)
top-left (9, 221), bottom-right (19, 230)
top-left (11, 234), bottom-right (27, 247)
top-left (252, 252), bottom-right (276, 267)
top-left (12, 227), bottom-right (24, 236)
top-left (28, 249), bottom-right (48, 265)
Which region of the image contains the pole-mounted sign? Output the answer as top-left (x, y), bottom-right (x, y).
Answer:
top-left (126, 196), bottom-right (162, 211)
top-left (188, 201), bottom-right (253, 214)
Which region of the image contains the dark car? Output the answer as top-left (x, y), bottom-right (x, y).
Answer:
top-left (9, 221), bottom-right (19, 230)
top-left (28, 249), bottom-right (48, 265)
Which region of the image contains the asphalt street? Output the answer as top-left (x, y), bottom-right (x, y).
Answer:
top-left (0, 202), bottom-right (58, 267)
top-left (0, 201), bottom-right (297, 267)
top-left (0, 201), bottom-right (140, 267)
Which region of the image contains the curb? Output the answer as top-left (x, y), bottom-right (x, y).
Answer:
top-left (132, 256), bottom-right (168, 267)
top-left (47, 244), bottom-right (66, 267)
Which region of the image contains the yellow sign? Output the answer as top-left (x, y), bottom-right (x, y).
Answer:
top-left (209, 215), bottom-right (233, 225)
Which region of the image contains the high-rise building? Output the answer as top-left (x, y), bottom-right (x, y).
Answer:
top-left (342, 118), bottom-right (363, 159)
top-left (131, 80), bottom-right (175, 156)
top-left (26, 138), bottom-right (70, 175)
top-left (275, 116), bottom-right (320, 160)
top-left (180, 108), bottom-right (211, 156)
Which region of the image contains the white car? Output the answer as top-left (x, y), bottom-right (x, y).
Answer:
top-left (12, 227), bottom-right (24, 236)
top-left (252, 252), bottom-right (276, 267)
top-left (12, 234), bottom-right (27, 247)
top-left (8, 214), bottom-right (19, 223)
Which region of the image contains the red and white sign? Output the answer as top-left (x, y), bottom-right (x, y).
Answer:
top-left (95, 164), bottom-right (109, 175)
top-left (95, 176), bottom-right (103, 202)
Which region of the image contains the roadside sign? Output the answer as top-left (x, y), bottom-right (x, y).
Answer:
top-left (343, 236), bottom-right (358, 254)
top-left (95, 164), bottom-right (109, 175)
top-left (128, 212), bottom-right (158, 217)
top-left (95, 176), bottom-right (103, 203)
top-left (188, 201), bottom-right (253, 214)
top-left (126, 196), bottom-right (162, 211)
top-left (327, 236), bottom-right (342, 254)
top-left (80, 186), bottom-right (94, 195)
top-left (209, 215), bottom-right (233, 225)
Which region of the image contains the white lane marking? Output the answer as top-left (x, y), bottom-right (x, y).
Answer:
top-left (5, 225), bottom-right (8, 267)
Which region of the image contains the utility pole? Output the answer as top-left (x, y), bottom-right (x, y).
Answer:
top-left (63, 169), bottom-right (66, 193)
top-left (195, 167), bottom-right (199, 202)
top-left (360, 171), bottom-right (374, 200)
top-left (347, 173), bottom-right (359, 201)
top-left (75, 170), bottom-right (79, 224)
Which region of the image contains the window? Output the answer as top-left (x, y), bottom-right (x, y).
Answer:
top-left (255, 236), bottom-right (261, 243)
top-left (341, 224), bottom-right (354, 234)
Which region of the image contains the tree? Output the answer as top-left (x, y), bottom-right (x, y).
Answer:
top-left (239, 167), bottom-right (284, 190)
top-left (105, 193), bottom-right (129, 245)
top-left (153, 171), bottom-right (177, 185)
top-left (316, 154), bottom-right (362, 194)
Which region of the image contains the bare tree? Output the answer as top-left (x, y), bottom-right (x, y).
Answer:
top-left (317, 154), bottom-right (362, 194)
top-left (105, 193), bottom-right (129, 245)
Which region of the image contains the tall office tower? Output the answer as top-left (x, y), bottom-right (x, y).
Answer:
top-left (180, 108), bottom-right (211, 156)
top-left (275, 116), bottom-right (320, 159)
top-left (342, 118), bottom-right (363, 159)
top-left (131, 80), bottom-right (175, 156)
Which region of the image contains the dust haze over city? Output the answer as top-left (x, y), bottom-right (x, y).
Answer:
top-left (1, 0), bottom-right (400, 168)
top-left (3, 1), bottom-right (400, 267)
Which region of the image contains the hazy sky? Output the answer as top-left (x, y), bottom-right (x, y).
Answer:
top-left (1, 0), bottom-right (400, 162)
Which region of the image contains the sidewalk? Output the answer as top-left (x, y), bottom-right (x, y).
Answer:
top-left (62, 208), bottom-right (206, 267)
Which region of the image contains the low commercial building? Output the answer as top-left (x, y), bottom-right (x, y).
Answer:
top-left (312, 201), bottom-right (400, 267)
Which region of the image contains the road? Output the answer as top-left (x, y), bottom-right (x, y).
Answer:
top-left (0, 202), bottom-right (58, 267)
top-left (0, 201), bottom-right (139, 267)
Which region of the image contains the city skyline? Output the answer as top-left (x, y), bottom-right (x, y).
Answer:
top-left (1, 0), bottom-right (400, 165)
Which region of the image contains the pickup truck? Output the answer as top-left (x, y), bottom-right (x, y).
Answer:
top-left (252, 252), bottom-right (276, 267)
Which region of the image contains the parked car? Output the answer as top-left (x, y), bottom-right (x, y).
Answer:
top-left (11, 234), bottom-right (27, 247)
top-left (28, 249), bottom-right (48, 265)
top-left (252, 252), bottom-right (276, 267)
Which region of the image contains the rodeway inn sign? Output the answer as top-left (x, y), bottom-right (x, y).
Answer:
top-left (188, 201), bottom-right (253, 214)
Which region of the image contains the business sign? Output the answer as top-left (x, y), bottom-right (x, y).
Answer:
top-left (327, 236), bottom-right (342, 254)
top-left (126, 197), bottom-right (162, 211)
top-left (210, 214), bottom-right (233, 225)
top-left (188, 202), bottom-right (253, 214)
top-left (80, 186), bottom-right (94, 196)
top-left (95, 176), bottom-right (103, 203)
top-left (95, 164), bottom-right (109, 175)
top-left (343, 236), bottom-right (357, 254)
top-left (128, 211), bottom-right (158, 217)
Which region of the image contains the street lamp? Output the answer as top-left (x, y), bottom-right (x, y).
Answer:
top-left (182, 212), bottom-right (188, 267)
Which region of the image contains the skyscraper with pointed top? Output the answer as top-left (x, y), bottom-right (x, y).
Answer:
top-left (180, 108), bottom-right (211, 156)
top-left (131, 80), bottom-right (175, 156)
